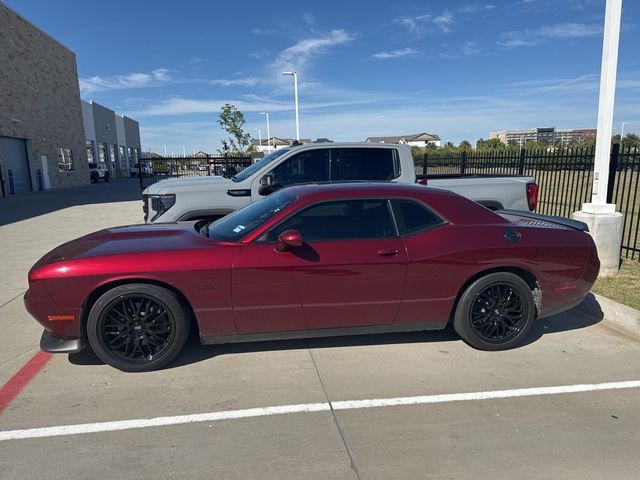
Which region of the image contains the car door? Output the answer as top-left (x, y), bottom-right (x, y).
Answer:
top-left (259, 198), bottom-right (408, 330)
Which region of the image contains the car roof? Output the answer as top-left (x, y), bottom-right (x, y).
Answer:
top-left (280, 182), bottom-right (505, 226)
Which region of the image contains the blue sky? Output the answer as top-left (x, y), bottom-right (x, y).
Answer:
top-left (6, 0), bottom-right (640, 153)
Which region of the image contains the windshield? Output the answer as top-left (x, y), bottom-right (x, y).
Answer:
top-left (232, 148), bottom-right (290, 182)
top-left (205, 191), bottom-right (297, 241)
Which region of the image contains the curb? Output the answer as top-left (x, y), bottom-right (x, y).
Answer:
top-left (578, 292), bottom-right (640, 340)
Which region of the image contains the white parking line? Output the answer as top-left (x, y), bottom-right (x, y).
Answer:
top-left (2, 380), bottom-right (639, 442)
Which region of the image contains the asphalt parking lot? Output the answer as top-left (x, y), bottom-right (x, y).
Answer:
top-left (1, 179), bottom-right (639, 479)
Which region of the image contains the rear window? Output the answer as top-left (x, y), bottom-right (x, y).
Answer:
top-left (330, 148), bottom-right (398, 181)
top-left (391, 199), bottom-right (444, 235)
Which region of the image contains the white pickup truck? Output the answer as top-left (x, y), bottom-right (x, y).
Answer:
top-left (142, 143), bottom-right (537, 223)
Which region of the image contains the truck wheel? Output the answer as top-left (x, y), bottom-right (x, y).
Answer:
top-left (104, 173), bottom-right (110, 182)
top-left (453, 272), bottom-right (535, 351)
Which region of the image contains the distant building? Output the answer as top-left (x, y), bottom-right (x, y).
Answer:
top-left (252, 137), bottom-right (333, 153)
top-left (82, 101), bottom-right (141, 178)
top-left (0, 3), bottom-right (144, 196)
top-left (490, 127), bottom-right (597, 146)
top-left (0, 3), bottom-right (87, 195)
top-left (365, 133), bottom-right (441, 148)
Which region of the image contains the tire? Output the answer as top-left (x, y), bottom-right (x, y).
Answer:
top-left (86, 284), bottom-right (190, 372)
top-left (104, 173), bottom-right (110, 182)
top-left (130, 172), bottom-right (136, 178)
top-left (453, 272), bottom-right (535, 351)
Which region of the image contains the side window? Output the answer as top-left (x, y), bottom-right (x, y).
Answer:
top-left (271, 149), bottom-right (329, 186)
top-left (390, 199), bottom-right (444, 236)
top-left (264, 199), bottom-right (396, 242)
top-left (331, 148), bottom-right (398, 181)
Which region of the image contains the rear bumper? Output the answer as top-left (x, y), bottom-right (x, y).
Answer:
top-left (40, 330), bottom-right (84, 354)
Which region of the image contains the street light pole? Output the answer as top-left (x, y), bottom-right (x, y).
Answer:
top-left (281, 71), bottom-right (300, 141)
top-left (621, 121), bottom-right (628, 140)
top-left (573, 0), bottom-right (624, 277)
top-left (588, 0), bottom-right (622, 210)
top-left (260, 112), bottom-right (271, 152)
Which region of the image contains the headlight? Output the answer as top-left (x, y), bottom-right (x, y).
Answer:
top-left (149, 194), bottom-right (176, 221)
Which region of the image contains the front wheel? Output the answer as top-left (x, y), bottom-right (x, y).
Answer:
top-left (87, 284), bottom-right (190, 372)
top-left (453, 272), bottom-right (535, 351)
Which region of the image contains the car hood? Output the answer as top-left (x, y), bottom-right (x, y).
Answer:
top-left (143, 175), bottom-right (235, 194)
top-left (32, 223), bottom-right (217, 268)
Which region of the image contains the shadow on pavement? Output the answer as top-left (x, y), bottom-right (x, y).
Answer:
top-left (0, 178), bottom-right (142, 226)
top-left (68, 294), bottom-right (604, 370)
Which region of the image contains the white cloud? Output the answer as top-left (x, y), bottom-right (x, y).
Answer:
top-left (461, 41), bottom-right (480, 55)
top-left (373, 48), bottom-right (418, 59)
top-left (79, 68), bottom-right (172, 95)
top-left (212, 78), bottom-right (260, 87)
top-left (189, 57), bottom-right (206, 64)
top-left (394, 10), bottom-right (455, 37)
top-left (498, 22), bottom-right (602, 47)
top-left (275, 29), bottom-right (354, 72)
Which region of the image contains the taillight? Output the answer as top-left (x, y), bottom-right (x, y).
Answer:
top-left (527, 182), bottom-right (538, 211)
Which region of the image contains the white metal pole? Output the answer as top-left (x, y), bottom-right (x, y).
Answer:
top-left (258, 129), bottom-right (262, 149)
top-left (164, 145), bottom-right (167, 156)
top-left (281, 71), bottom-right (300, 141)
top-left (620, 121), bottom-right (627, 139)
top-left (260, 112), bottom-right (271, 152)
top-left (182, 146), bottom-right (186, 157)
top-left (266, 113), bottom-right (271, 152)
top-left (293, 72), bottom-right (300, 141)
top-left (589, 0), bottom-right (622, 209)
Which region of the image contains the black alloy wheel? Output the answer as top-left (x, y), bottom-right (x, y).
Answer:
top-left (470, 284), bottom-right (524, 343)
top-left (87, 284), bottom-right (190, 372)
top-left (453, 272), bottom-right (535, 351)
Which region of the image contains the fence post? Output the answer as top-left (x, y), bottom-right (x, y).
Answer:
top-left (422, 153), bottom-right (427, 175)
top-left (606, 143), bottom-right (620, 204)
top-left (460, 151), bottom-right (467, 175)
top-left (518, 148), bottom-right (526, 175)
top-left (138, 161), bottom-right (143, 189)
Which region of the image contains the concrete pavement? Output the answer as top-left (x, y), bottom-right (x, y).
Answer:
top-left (0, 180), bottom-right (639, 479)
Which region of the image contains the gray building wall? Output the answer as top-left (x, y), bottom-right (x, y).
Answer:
top-left (123, 116), bottom-right (141, 149)
top-left (0, 3), bottom-right (88, 192)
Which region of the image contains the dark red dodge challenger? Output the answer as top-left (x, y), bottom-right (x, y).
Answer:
top-left (25, 183), bottom-right (599, 371)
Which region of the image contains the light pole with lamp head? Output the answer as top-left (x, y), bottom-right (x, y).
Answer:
top-left (281, 71), bottom-right (300, 141)
top-left (260, 112), bottom-right (271, 152)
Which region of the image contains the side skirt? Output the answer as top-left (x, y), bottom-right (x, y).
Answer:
top-left (201, 321), bottom-right (449, 345)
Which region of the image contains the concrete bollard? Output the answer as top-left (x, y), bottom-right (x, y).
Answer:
top-left (572, 210), bottom-right (624, 277)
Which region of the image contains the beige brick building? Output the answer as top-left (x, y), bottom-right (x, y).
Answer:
top-left (0, 3), bottom-right (88, 195)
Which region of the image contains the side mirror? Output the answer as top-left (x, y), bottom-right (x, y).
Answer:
top-left (275, 229), bottom-right (303, 252)
top-left (259, 174), bottom-right (275, 196)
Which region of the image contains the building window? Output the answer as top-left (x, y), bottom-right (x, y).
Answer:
top-left (86, 141), bottom-right (95, 163)
top-left (119, 145), bottom-right (126, 171)
top-left (109, 144), bottom-right (116, 169)
top-left (98, 143), bottom-right (106, 163)
top-left (57, 148), bottom-right (74, 171)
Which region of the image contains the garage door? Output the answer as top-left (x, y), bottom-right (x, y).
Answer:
top-left (0, 136), bottom-right (32, 194)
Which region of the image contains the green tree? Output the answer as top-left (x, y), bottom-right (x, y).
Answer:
top-left (622, 133), bottom-right (640, 149)
top-left (459, 140), bottom-right (472, 151)
top-left (217, 104), bottom-right (252, 153)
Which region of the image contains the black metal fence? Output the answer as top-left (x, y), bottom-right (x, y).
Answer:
top-left (422, 145), bottom-right (640, 260)
top-left (137, 155), bottom-right (252, 189)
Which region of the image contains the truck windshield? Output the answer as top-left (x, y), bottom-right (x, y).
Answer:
top-left (205, 191), bottom-right (297, 241)
top-left (232, 148), bottom-right (290, 182)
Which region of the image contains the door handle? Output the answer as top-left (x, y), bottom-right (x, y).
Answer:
top-left (377, 248), bottom-right (399, 257)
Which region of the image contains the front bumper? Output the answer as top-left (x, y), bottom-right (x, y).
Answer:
top-left (40, 330), bottom-right (84, 354)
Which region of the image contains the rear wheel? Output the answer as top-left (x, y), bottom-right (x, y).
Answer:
top-left (104, 172), bottom-right (110, 182)
top-left (87, 284), bottom-right (190, 372)
top-left (453, 272), bottom-right (535, 351)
